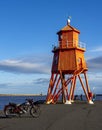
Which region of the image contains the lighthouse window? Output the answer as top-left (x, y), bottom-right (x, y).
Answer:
top-left (59, 35), bottom-right (63, 40)
top-left (60, 35), bottom-right (63, 39)
top-left (78, 58), bottom-right (81, 63)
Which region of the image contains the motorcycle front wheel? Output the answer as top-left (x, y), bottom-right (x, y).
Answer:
top-left (30, 105), bottom-right (41, 118)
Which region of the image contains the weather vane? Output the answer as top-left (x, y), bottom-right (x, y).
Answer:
top-left (67, 16), bottom-right (71, 25)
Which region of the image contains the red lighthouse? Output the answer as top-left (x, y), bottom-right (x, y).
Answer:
top-left (46, 18), bottom-right (94, 104)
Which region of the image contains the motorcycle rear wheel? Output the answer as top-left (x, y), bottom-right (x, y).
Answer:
top-left (4, 106), bottom-right (17, 117)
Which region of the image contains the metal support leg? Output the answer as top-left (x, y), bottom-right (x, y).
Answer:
top-left (60, 71), bottom-right (66, 103)
top-left (71, 76), bottom-right (77, 101)
top-left (78, 74), bottom-right (89, 102)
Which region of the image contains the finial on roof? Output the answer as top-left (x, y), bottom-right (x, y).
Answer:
top-left (67, 16), bottom-right (71, 25)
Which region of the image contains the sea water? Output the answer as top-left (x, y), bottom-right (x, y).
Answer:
top-left (0, 95), bottom-right (102, 110)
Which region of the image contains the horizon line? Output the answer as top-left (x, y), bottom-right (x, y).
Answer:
top-left (0, 93), bottom-right (46, 96)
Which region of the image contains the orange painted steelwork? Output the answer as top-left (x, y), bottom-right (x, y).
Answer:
top-left (46, 20), bottom-right (93, 104)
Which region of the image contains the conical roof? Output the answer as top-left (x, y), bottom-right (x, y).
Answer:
top-left (57, 24), bottom-right (80, 34)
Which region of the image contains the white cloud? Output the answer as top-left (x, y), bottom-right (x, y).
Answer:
top-left (0, 55), bottom-right (51, 74)
top-left (87, 56), bottom-right (102, 71)
top-left (0, 54), bottom-right (52, 94)
top-left (90, 46), bottom-right (102, 52)
top-left (33, 78), bottom-right (49, 85)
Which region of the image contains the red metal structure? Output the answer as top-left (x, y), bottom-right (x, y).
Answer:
top-left (46, 18), bottom-right (94, 104)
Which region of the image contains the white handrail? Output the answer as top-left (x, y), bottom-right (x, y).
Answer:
top-left (52, 41), bottom-right (86, 50)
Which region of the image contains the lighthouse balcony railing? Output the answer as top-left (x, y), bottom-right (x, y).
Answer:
top-left (52, 41), bottom-right (86, 51)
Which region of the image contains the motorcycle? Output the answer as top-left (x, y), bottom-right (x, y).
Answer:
top-left (4, 99), bottom-right (41, 118)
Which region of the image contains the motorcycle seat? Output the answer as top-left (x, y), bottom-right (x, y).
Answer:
top-left (9, 102), bottom-right (17, 107)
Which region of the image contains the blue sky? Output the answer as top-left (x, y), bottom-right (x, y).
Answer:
top-left (0, 0), bottom-right (102, 94)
